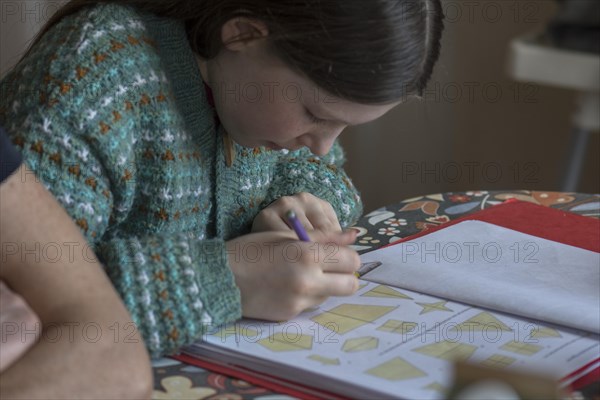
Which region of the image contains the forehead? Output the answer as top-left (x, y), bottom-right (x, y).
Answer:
top-left (253, 44), bottom-right (401, 124)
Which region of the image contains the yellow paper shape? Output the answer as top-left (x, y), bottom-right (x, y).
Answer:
top-left (362, 285), bottom-right (413, 300)
top-left (423, 381), bottom-right (446, 394)
top-left (308, 354), bottom-right (340, 366)
top-left (311, 304), bottom-right (397, 335)
top-left (500, 340), bottom-right (542, 356)
top-left (258, 332), bottom-right (313, 352)
top-left (481, 354), bottom-right (516, 369)
top-left (365, 357), bottom-right (427, 381)
top-left (530, 326), bottom-right (562, 339)
top-left (412, 340), bottom-right (477, 361)
top-left (342, 336), bottom-right (379, 353)
top-left (377, 320), bottom-right (418, 335)
top-left (153, 376), bottom-right (217, 399)
top-left (416, 301), bottom-right (453, 315)
top-left (451, 312), bottom-right (512, 332)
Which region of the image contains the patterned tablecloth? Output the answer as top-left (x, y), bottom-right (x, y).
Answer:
top-left (151, 190), bottom-right (600, 400)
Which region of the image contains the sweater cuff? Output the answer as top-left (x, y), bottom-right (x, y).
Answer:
top-left (191, 239), bottom-right (242, 327)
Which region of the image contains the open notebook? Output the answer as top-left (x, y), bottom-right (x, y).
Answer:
top-left (179, 201), bottom-right (600, 399)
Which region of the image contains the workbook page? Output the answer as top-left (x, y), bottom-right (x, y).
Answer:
top-left (360, 220), bottom-right (600, 333)
top-left (188, 281), bottom-right (599, 400)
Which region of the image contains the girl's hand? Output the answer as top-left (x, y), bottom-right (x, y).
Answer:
top-left (0, 281), bottom-right (41, 372)
top-left (252, 192), bottom-right (342, 234)
top-left (226, 229), bottom-right (360, 321)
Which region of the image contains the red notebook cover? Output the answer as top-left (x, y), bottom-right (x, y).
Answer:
top-left (387, 199), bottom-right (599, 253)
top-left (173, 200), bottom-right (600, 398)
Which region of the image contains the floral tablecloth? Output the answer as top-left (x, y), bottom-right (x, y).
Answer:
top-left (152, 190), bottom-right (599, 400)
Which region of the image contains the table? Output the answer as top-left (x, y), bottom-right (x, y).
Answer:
top-left (151, 190), bottom-right (599, 400)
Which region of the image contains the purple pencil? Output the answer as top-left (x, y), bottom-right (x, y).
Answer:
top-left (285, 210), bottom-right (311, 242)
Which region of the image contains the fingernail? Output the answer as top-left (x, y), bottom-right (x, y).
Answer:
top-left (343, 228), bottom-right (358, 238)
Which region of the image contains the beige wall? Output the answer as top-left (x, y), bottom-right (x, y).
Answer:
top-left (1, 1), bottom-right (66, 76)
top-left (341, 0), bottom-right (599, 213)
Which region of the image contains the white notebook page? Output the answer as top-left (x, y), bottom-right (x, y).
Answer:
top-left (360, 220), bottom-right (600, 333)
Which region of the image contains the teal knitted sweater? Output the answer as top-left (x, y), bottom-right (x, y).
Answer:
top-left (0, 4), bottom-right (362, 357)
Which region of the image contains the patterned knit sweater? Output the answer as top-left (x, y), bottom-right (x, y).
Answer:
top-left (0, 4), bottom-right (362, 357)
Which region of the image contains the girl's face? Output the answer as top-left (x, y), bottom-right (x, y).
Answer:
top-left (198, 37), bottom-right (399, 157)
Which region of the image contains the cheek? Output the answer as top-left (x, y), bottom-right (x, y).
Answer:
top-left (226, 100), bottom-right (306, 142)
top-left (262, 108), bottom-right (305, 139)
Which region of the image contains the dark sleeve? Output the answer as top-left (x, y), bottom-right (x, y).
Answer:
top-left (0, 127), bottom-right (22, 184)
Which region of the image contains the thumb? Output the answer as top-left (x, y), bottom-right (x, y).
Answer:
top-left (309, 228), bottom-right (357, 245)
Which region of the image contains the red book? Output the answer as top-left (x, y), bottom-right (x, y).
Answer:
top-left (175, 200), bottom-right (599, 399)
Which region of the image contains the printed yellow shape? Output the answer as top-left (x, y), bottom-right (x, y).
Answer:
top-left (153, 376), bottom-right (216, 400)
top-left (342, 336), bottom-right (379, 352)
top-left (365, 357), bottom-right (427, 381)
top-left (500, 340), bottom-right (542, 356)
top-left (311, 304), bottom-right (397, 335)
top-left (416, 301), bottom-right (453, 315)
top-left (423, 381), bottom-right (446, 394)
top-left (450, 312), bottom-right (512, 332)
top-left (481, 354), bottom-right (516, 369)
top-left (258, 331), bottom-right (313, 352)
top-left (377, 320), bottom-right (418, 335)
top-left (530, 326), bottom-right (562, 339)
top-left (362, 285), bottom-right (413, 300)
top-left (412, 340), bottom-right (477, 361)
top-left (308, 354), bottom-right (340, 365)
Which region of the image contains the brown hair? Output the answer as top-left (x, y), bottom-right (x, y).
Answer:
top-left (27, 0), bottom-right (444, 104)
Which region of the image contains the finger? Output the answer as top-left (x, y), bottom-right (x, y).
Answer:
top-left (326, 217), bottom-right (343, 232)
top-left (275, 217), bottom-right (293, 231)
top-left (299, 296), bottom-right (328, 313)
top-left (309, 229), bottom-right (357, 246)
top-left (294, 212), bottom-right (315, 231)
top-left (316, 272), bottom-right (359, 297)
top-left (307, 213), bottom-right (340, 233)
top-left (304, 201), bottom-right (341, 233)
top-left (318, 246), bottom-right (361, 274)
top-left (255, 211), bottom-right (290, 231)
top-left (321, 201), bottom-right (341, 231)
top-left (290, 193), bottom-right (330, 231)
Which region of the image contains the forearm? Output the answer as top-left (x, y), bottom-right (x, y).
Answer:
top-left (0, 166), bottom-right (152, 398)
top-left (0, 314), bottom-right (152, 399)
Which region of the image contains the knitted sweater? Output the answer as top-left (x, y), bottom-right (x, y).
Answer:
top-left (0, 4), bottom-right (362, 357)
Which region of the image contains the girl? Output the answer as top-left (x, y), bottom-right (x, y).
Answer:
top-left (0, 0), bottom-right (444, 357)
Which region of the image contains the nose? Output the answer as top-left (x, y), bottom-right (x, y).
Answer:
top-left (304, 126), bottom-right (345, 157)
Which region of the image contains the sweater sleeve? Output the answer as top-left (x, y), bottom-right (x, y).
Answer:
top-left (263, 141), bottom-right (363, 228)
top-left (99, 234), bottom-right (239, 356)
top-left (0, 5), bottom-right (241, 357)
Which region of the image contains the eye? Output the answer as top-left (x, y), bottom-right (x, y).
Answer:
top-left (305, 108), bottom-right (327, 125)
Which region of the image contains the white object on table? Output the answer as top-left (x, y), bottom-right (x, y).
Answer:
top-left (507, 33), bottom-right (600, 191)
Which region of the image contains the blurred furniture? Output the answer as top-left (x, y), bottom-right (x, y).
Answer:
top-left (507, 0), bottom-right (600, 192)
